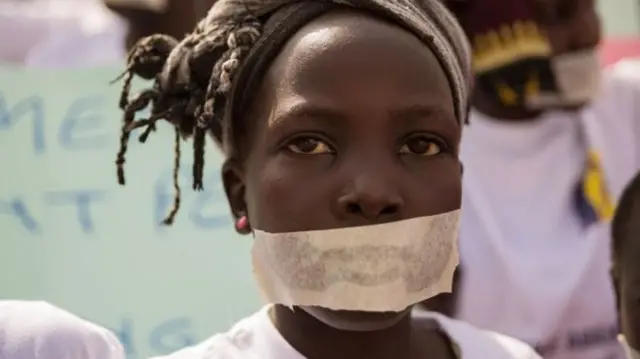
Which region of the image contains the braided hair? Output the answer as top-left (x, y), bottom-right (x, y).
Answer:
top-left (112, 0), bottom-right (471, 225)
top-left (113, 8), bottom-right (262, 224)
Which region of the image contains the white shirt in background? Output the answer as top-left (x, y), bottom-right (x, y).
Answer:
top-left (0, 300), bottom-right (125, 359)
top-left (0, 0), bottom-right (128, 67)
top-left (151, 305), bottom-right (541, 359)
top-left (457, 60), bottom-right (640, 359)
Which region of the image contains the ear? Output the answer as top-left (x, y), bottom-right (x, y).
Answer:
top-left (221, 158), bottom-right (247, 223)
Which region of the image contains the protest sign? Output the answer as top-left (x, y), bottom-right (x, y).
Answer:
top-left (0, 66), bottom-right (260, 358)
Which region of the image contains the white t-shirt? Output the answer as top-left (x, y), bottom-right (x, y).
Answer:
top-left (0, 0), bottom-right (127, 67)
top-left (457, 60), bottom-right (640, 359)
top-left (151, 305), bottom-right (541, 359)
top-left (0, 300), bottom-right (126, 359)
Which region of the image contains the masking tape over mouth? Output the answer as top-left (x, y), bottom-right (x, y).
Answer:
top-left (251, 210), bottom-right (460, 312)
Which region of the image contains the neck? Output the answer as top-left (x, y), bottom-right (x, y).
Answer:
top-left (271, 305), bottom-right (412, 359)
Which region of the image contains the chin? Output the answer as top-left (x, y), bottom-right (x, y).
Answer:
top-left (301, 306), bottom-right (412, 331)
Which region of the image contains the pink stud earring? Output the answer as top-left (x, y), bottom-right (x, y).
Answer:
top-left (235, 215), bottom-right (249, 233)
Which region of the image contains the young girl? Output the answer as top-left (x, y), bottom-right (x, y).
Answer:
top-left (114, 0), bottom-right (541, 358)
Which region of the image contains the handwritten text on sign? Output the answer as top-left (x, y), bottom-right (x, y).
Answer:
top-left (0, 66), bottom-right (261, 358)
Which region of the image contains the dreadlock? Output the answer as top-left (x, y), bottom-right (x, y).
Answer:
top-left (113, 34), bottom-right (179, 186)
top-left (611, 170), bottom-right (640, 279)
top-left (112, 10), bottom-right (262, 224)
top-left (112, 0), bottom-right (471, 225)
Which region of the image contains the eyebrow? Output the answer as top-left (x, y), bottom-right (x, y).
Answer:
top-left (269, 102), bottom-right (347, 129)
top-left (270, 102), bottom-right (457, 128)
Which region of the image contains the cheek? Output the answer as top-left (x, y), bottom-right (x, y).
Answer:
top-left (403, 157), bottom-right (462, 213)
top-left (244, 156), bottom-right (335, 233)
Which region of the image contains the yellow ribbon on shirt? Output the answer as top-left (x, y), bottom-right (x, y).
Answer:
top-left (583, 151), bottom-right (615, 222)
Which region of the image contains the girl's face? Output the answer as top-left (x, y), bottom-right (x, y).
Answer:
top-left (223, 10), bottom-right (461, 331)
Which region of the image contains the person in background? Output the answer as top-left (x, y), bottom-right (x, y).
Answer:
top-left (0, 300), bottom-right (125, 359)
top-left (0, 0), bottom-right (127, 67)
top-left (611, 169), bottom-right (640, 359)
top-left (439, 0), bottom-right (640, 358)
top-left (104, 0), bottom-right (216, 50)
top-left (111, 0), bottom-right (541, 358)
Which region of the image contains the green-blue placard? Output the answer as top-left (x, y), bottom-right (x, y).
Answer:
top-left (0, 65), bottom-right (261, 359)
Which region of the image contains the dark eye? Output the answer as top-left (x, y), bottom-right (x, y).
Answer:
top-left (287, 137), bottom-right (334, 155)
top-left (399, 137), bottom-right (442, 156)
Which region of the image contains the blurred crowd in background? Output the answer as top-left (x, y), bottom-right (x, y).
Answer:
top-left (0, 0), bottom-right (216, 67)
top-left (0, 0), bottom-right (638, 68)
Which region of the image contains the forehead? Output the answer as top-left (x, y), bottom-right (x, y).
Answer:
top-left (258, 10), bottom-right (456, 125)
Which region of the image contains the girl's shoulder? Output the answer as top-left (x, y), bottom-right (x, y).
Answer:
top-left (413, 310), bottom-right (542, 359)
top-left (150, 307), bottom-right (275, 359)
top-left (149, 334), bottom-right (227, 359)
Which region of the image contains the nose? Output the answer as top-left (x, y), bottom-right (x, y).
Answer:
top-left (337, 175), bottom-right (404, 223)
